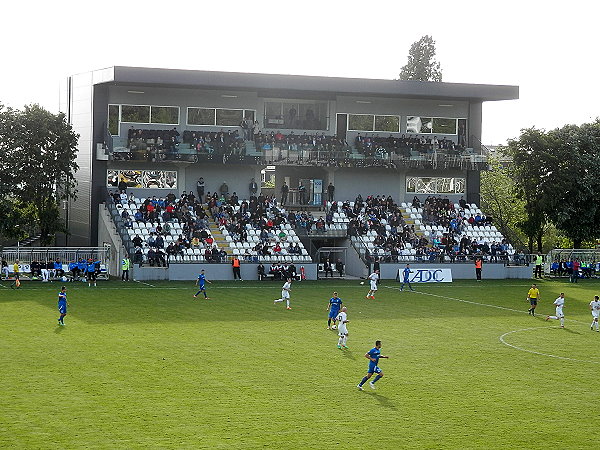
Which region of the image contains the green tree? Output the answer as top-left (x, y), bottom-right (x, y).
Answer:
top-left (506, 128), bottom-right (551, 252)
top-left (399, 35), bottom-right (443, 82)
top-left (0, 104), bottom-right (79, 245)
top-left (480, 155), bottom-right (527, 250)
top-left (508, 120), bottom-right (600, 250)
top-left (543, 121), bottom-right (600, 248)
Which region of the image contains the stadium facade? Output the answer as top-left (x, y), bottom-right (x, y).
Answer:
top-left (61, 66), bottom-right (518, 247)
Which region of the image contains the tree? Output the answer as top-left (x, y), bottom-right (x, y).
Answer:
top-left (542, 121), bottom-right (600, 248)
top-left (0, 104), bottom-right (79, 245)
top-left (507, 121), bottom-right (600, 250)
top-left (399, 35), bottom-right (443, 82)
top-left (479, 155), bottom-right (527, 250)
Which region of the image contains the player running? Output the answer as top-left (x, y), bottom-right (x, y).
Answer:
top-left (357, 340), bottom-right (389, 390)
top-left (57, 286), bottom-right (69, 326)
top-left (366, 270), bottom-right (379, 299)
top-left (590, 295), bottom-right (600, 332)
top-left (545, 292), bottom-right (565, 328)
top-left (336, 307), bottom-right (350, 349)
top-left (400, 264), bottom-right (414, 291)
top-left (193, 269), bottom-right (211, 299)
top-left (526, 283), bottom-right (541, 316)
top-left (274, 278), bottom-right (292, 310)
top-left (326, 291), bottom-right (343, 329)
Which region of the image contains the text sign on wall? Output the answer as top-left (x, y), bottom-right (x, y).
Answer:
top-left (398, 268), bottom-right (453, 283)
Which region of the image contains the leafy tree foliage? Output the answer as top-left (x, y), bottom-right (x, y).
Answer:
top-left (507, 120), bottom-right (600, 250)
top-left (399, 35), bottom-right (443, 82)
top-left (0, 104), bottom-right (79, 245)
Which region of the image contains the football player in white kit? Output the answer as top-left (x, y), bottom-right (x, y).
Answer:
top-left (274, 278), bottom-right (293, 310)
top-left (545, 292), bottom-right (565, 328)
top-left (336, 307), bottom-right (350, 349)
top-left (366, 270), bottom-right (379, 300)
top-left (590, 295), bottom-right (600, 332)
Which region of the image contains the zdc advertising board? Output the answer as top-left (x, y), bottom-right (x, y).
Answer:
top-left (397, 268), bottom-right (453, 283)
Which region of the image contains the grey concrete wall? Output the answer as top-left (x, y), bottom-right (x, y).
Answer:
top-left (132, 263), bottom-right (319, 281)
top-left (378, 263), bottom-right (531, 280)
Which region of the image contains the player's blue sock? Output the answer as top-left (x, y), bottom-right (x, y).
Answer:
top-left (372, 375), bottom-right (383, 384)
top-left (203, 292), bottom-right (207, 298)
top-left (195, 291), bottom-right (201, 296)
top-left (359, 376), bottom-right (368, 386)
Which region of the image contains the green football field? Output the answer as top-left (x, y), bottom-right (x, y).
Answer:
top-left (1, 277), bottom-right (598, 449)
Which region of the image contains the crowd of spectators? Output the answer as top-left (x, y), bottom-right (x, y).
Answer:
top-left (255, 131), bottom-right (350, 153)
top-left (325, 193), bottom-right (511, 263)
top-left (355, 134), bottom-right (464, 158)
top-left (110, 190), bottom-right (227, 266)
top-left (121, 128), bottom-right (244, 161)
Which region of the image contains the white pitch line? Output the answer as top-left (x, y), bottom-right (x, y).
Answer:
top-left (499, 326), bottom-right (600, 364)
top-left (135, 280), bottom-right (155, 288)
top-left (384, 286), bottom-right (589, 325)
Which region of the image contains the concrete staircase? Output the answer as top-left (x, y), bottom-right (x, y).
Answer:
top-left (203, 206), bottom-right (233, 256)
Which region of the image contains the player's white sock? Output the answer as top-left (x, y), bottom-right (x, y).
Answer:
top-left (286, 299), bottom-right (290, 308)
top-left (342, 336), bottom-right (348, 346)
top-left (548, 316), bottom-right (557, 320)
top-left (338, 337), bottom-right (343, 346)
top-left (560, 318), bottom-right (564, 327)
top-left (274, 298), bottom-right (283, 303)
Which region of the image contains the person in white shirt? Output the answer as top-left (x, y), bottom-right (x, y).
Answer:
top-left (274, 278), bottom-right (292, 310)
top-left (590, 295), bottom-right (600, 332)
top-left (545, 292), bottom-right (565, 328)
top-left (366, 270), bottom-right (379, 300)
top-left (336, 307), bottom-right (350, 349)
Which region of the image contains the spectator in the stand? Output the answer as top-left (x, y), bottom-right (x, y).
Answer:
top-left (118, 178), bottom-right (128, 192)
top-left (220, 181), bottom-right (229, 201)
top-left (459, 196), bottom-right (467, 209)
top-left (327, 183), bottom-right (335, 202)
top-left (197, 177), bottom-right (205, 199)
top-left (298, 181), bottom-right (307, 205)
top-left (281, 182), bottom-right (289, 205)
top-left (249, 177), bottom-right (258, 197)
top-left (323, 258), bottom-right (334, 278)
top-left (336, 259), bottom-right (344, 277)
top-left (257, 263), bottom-right (266, 280)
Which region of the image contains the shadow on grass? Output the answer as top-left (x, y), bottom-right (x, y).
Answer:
top-left (340, 349), bottom-right (356, 360)
top-left (54, 325), bottom-right (65, 334)
top-left (364, 391), bottom-right (397, 411)
top-left (562, 327), bottom-right (582, 335)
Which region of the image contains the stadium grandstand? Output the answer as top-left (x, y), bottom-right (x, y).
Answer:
top-left (14, 66), bottom-right (535, 280)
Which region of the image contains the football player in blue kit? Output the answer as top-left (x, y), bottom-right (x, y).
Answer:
top-left (57, 286), bottom-right (69, 326)
top-left (193, 269), bottom-right (211, 299)
top-left (326, 291), bottom-right (343, 330)
top-left (357, 340), bottom-right (389, 390)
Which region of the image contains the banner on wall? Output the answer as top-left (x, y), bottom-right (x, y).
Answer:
top-left (397, 268), bottom-right (453, 283)
top-left (107, 170), bottom-right (177, 189)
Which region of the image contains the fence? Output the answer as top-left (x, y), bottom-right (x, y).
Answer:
top-left (1, 247), bottom-right (111, 277)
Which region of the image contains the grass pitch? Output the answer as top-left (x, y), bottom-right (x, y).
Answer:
top-left (0, 277), bottom-right (598, 449)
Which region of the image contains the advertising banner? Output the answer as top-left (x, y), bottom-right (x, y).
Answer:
top-left (398, 268), bottom-right (453, 283)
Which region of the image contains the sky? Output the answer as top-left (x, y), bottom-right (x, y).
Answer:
top-left (2, 0), bottom-right (598, 145)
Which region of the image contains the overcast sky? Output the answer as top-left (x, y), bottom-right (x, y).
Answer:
top-left (2, 0), bottom-right (598, 145)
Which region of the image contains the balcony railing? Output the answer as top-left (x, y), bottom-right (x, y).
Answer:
top-left (107, 141), bottom-right (488, 170)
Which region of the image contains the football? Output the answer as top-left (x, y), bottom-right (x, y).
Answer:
top-left (331, 325), bottom-right (337, 329)
top-left (360, 281), bottom-right (365, 285)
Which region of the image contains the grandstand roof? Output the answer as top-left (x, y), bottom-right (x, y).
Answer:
top-left (97, 66), bottom-right (518, 102)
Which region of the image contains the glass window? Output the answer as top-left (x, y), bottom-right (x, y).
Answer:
top-left (432, 118), bottom-right (457, 134)
top-left (244, 110), bottom-right (255, 121)
top-left (150, 106), bottom-right (179, 125)
top-left (348, 114), bottom-right (374, 131)
top-left (188, 108), bottom-right (216, 126)
top-left (374, 115), bottom-right (400, 132)
top-left (216, 109), bottom-right (244, 126)
top-left (121, 105), bottom-right (150, 123)
top-left (108, 105), bottom-right (120, 136)
top-left (265, 101), bottom-right (328, 130)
